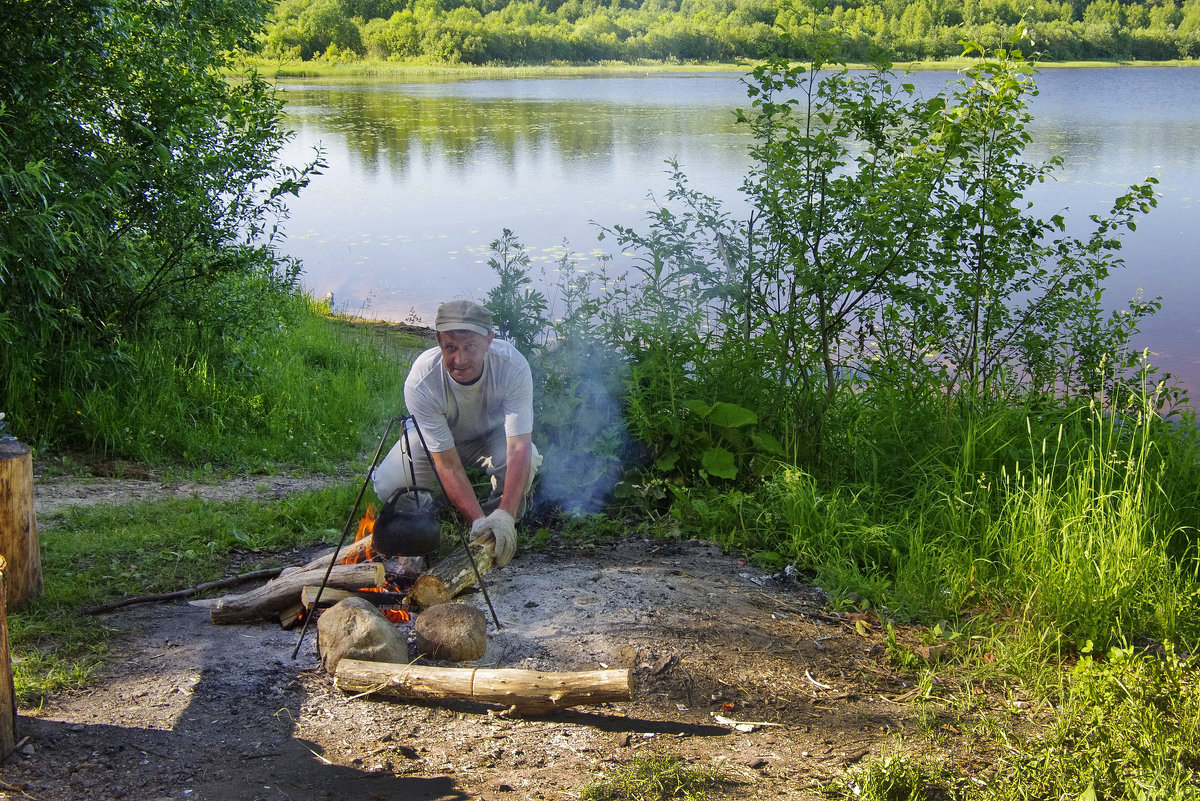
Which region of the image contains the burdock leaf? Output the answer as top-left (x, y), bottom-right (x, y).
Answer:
top-left (701, 447), bottom-right (737, 479)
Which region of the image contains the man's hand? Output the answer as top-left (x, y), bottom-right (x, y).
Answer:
top-left (470, 509), bottom-right (517, 567)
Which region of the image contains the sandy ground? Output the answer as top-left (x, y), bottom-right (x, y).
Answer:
top-left (0, 475), bottom-right (1012, 800)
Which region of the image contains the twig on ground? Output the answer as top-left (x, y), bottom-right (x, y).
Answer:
top-left (83, 567), bottom-right (286, 615)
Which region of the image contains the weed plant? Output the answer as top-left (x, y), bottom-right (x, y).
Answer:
top-left (980, 643), bottom-right (1200, 800)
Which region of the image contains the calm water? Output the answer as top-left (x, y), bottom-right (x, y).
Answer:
top-left (277, 68), bottom-right (1200, 391)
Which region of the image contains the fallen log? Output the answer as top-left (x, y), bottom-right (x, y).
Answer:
top-left (407, 539), bottom-right (496, 610)
top-left (210, 562), bottom-right (385, 625)
top-left (334, 659), bottom-right (634, 714)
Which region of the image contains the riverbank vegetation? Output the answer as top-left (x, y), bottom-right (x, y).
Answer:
top-left (256, 0), bottom-right (1200, 66)
top-left (3, 0), bottom-right (1199, 796)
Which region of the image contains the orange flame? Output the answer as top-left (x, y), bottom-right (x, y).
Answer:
top-left (338, 505), bottom-right (415, 625)
top-left (343, 504), bottom-right (378, 564)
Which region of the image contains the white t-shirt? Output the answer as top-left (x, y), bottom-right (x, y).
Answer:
top-left (403, 338), bottom-right (534, 453)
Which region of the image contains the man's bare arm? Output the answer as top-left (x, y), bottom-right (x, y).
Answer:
top-left (429, 448), bottom-right (485, 523)
top-left (498, 433), bottom-right (533, 519)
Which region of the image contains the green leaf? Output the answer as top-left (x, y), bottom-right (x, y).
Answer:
top-left (682, 399), bottom-right (713, 418)
top-left (655, 451), bottom-right (679, 471)
top-left (701, 447), bottom-right (737, 479)
top-left (707, 402), bottom-right (757, 428)
top-left (749, 431), bottom-right (786, 456)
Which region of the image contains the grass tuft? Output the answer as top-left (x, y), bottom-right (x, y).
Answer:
top-left (581, 755), bottom-right (731, 801)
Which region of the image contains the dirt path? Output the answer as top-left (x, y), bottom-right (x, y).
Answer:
top-left (31, 472), bottom-right (349, 519)
top-left (0, 477), bottom-right (1000, 800)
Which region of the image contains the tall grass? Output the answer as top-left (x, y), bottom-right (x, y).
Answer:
top-left (986, 406), bottom-right (1192, 648)
top-left (47, 293), bottom-right (423, 471)
top-left (703, 388), bottom-right (1200, 651)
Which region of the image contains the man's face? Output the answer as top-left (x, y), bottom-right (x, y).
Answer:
top-left (436, 329), bottom-right (493, 384)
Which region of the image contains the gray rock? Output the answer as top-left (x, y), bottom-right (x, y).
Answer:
top-left (317, 597), bottom-right (409, 674)
top-left (414, 603), bottom-right (487, 662)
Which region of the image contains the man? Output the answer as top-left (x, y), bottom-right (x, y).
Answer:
top-left (372, 300), bottom-right (541, 566)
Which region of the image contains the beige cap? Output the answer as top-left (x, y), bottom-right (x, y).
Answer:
top-left (434, 300), bottom-right (493, 337)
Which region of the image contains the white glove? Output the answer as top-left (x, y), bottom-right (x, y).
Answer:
top-left (470, 509), bottom-right (517, 567)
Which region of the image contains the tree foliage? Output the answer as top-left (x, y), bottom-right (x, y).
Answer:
top-left (0, 0), bottom-right (322, 444)
top-left (258, 0), bottom-right (1200, 64)
top-left (586, 29), bottom-right (1160, 487)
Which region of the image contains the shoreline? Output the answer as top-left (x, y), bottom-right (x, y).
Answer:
top-left (245, 57), bottom-right (1200, 80)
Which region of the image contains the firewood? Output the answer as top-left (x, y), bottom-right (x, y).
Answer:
top-left (407, 540), bottom-right (496, 610)
top-left (0, 439), bottom-right (42, 610)
top-left (302, 586), bottom-right (355, 608)
top-left (334, 659), bottom-right (634, 713)
top-left (279, 603), bottom-right (306, 630)
top-left (292, 536), bottom-right (374, 574)
top-left (209, 562), bottom-right (385, 625)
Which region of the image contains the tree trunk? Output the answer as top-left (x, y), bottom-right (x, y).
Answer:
top-left (334, 659), bottom-right (634, 714)
top-left (407, 540), bottom-right (496, 610)
top-left (0, 439), bottom-right (42, 610)
top-left (209, 562), bottom-right (385, 625)
top-left (0, 557), bottom-right (16, 759)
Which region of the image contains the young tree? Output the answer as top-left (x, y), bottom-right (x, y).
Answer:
top-left (0, 0), bottom-right (322, 441)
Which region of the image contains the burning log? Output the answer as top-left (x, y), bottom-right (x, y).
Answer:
top-left (301, 586), bottom-right (409, 607)
top-left (334, 659), bottom-right (634, 714)
top-left (0, 439), bottom-right (42, 610)
top-left (407, 540), bottom-right (496, 610)
top-left (209, 562), bottom-right (385, 625)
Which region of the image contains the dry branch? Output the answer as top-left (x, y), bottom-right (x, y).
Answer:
top-left (210, 562), bottom-right (384, 625)
top-left (334, 659), bottom-right (634, 713)
top-left (84, 567), bottom-right (286, 615)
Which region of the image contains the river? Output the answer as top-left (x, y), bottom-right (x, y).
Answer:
top-left (277, 67), bottom-right (1200, 393)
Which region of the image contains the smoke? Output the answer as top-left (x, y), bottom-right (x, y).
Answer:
top-left (530, 339), bottom-right (631, 515)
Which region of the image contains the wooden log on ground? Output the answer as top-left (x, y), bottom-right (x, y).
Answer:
top-left (335, 659), bottom-right (634, 714)
top-left (301, 586), bottom-right (409, 608)
top-left (0, 439), bottom-right (42, 610)
top-left (0, 557), bottom-right (17, 759)
top-left (210, 562), bottom-right (385, 625)
top-left (407, 540), bottom-right (496, 610)
top-left (290, 536), bottom-right (375, 575)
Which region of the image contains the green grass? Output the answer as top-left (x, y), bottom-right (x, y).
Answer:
top-left (60, 294), bottom-right (423, 472)
top-left (11, 484), bottom-right (360, 705)
top-left (983, 642), bottom-right (1200, 800)
top-left (580, 755), bottom-right (732, 801)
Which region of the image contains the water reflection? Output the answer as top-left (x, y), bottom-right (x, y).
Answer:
top-left (278, 69), bottom-right (1200, 390)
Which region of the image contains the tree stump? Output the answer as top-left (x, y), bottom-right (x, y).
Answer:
top-left (0, 556), bottom-right (17, 759)
top-left (0, 439), bottom-right (42, 610)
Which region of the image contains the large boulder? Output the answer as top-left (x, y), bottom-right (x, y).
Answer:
top-left (317, 597), bottom-right (409, 674)
top-left (414, 603), bottom-right (487, 662)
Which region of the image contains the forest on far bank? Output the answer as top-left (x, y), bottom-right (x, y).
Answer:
top-left (260, 0), bottom-right (1200, 64)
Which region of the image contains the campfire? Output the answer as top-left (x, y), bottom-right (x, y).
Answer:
top-left (206, 504), bottom-right (422, 628)
top-left (336, 504), bottom-right (416, 625)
